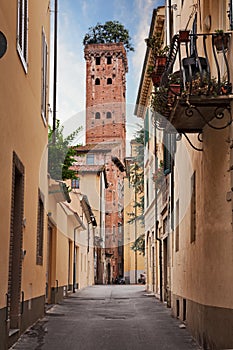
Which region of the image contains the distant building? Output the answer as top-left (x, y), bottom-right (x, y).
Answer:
top-left (84, 42), bottom-right (128, 282)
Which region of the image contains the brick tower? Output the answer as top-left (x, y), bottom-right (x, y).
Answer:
top-left (84, 42), bottom-right (128, 283)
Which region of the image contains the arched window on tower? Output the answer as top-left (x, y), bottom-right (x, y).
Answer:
top-left (106, 112), bottom-right (112, 119)
top-left (107, 78), bottom-right (112, 85)
top-left (95, 112), bottom-right (101, 119)
top-left (96, 57), bottom-right (100, 65)
top-left (95, 78), bottom-right (100, 85)
top-left (107, 56), bottom-right (112, 64)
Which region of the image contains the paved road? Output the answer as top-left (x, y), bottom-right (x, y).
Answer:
top-left (11, 285), bottom-right (201, 350)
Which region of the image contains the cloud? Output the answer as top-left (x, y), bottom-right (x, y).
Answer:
top-left (49, 2), bottom-right (86, 126)
top-left (131, 0), bottom-right (155, 89)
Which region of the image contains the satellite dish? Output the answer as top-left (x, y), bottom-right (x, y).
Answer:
top-left (0, 31), bottom-right (7, 59)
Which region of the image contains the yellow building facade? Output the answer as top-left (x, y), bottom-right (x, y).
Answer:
top-left (0, 0), bottom-right (50, 348)
top-left (136, 1), bottom-right (233, 348)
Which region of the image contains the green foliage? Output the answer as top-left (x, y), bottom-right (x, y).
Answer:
top-left (145, 34), bottom-right (169, 58)
top-left (48, 120), bottom-right (82, 180)
top-left (83, 21), bottom-right (134, 52)
top-left (127, 125), bottom-right (145, 224)
top-left (131, 234), bottom-right (145, 256)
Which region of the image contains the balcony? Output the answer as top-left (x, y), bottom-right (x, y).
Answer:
top-left (152, 31), bottom-right (233, 133)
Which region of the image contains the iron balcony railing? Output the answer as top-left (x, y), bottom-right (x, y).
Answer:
top-left (152, 31), bottom-right (233, 133)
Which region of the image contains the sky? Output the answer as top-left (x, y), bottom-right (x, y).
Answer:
top-left (50, 0), bottom-right (164, 150)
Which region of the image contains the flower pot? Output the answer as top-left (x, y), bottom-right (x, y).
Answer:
top-left (179, 30), bottom-right (190, 42)
top-left (169, 84), bottom-right (181, 95)
top-left (155, 56), bottom-right (167, 67)
top-left (151, 72), bottom-right (161, 86)
top-left (213, 34), bottom-right (229, 52)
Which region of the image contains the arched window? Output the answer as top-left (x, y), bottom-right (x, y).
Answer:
top-left (96, 57), bottom-right (100, 65)
top-left (106, 112), bottom-right (112, 119)
top-left (95, 78), bottom-right (100, 85)
top-left (107, 78), bottom-right (112, 85)
top-left (107, 56), bottom-right (112, 64)
top-left (95, 112), bottom-right (100, 119)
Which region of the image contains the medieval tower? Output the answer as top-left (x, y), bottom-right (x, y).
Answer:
top-left (84, 42), bottom-right (128, 282)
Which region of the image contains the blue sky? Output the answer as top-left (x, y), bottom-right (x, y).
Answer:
top-left (50, 0), bottom-right (164, 147)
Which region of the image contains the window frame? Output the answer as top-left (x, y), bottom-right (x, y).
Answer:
top-left (17, 0), bottom-right (28, 72)
top-left (86, 153), bottom-right (95, 165)
top-left (71, 178), bottom-right (80, 189)
top-left (41, 28), bottom-right (48, 125)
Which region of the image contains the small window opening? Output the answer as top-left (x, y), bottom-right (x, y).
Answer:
top-left (106, 112), bottom-right (112, 119)
top-left (107, 78), bottom-right (112, 85)
top-left (95, 78), bottom-right (100, 85)
top-left (96, 57), bottom-right (100, 65)
top-left (107, 56), bottom-right (112, 64)
top-left (176, 300), bottom-right (180, 318)
top-left (95, 112), bottom-right (100, 119)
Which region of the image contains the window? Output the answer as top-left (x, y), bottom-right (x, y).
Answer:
top-left (71, 178), bottom-right (80, 189)
top-left (164, 133), bottom-right (176, 175)
top-left (86, 153), bottom-right (94, 165)
top-left (106, 111), bottom-right (112, 119)
top-left (107, 56), bottom-right (112, 64)
top-left (229, 1), bottom-right (233, 30)
top-left (95, 78), bottom-right (100, 85)
top-left (41, 29), bottom-right (48, 124)
top-left (95, 112), bottom-right (100, 119)
top-left (107, 78), bottom-right (112, 85)
top-left (17, 0), bottom-right (28, 71)
top-left (36, 190), bottom-right (44, 265)
top-left (96, 56), bottom-right (100, 65)
top-left (190, 172), bottom-right (196, 243)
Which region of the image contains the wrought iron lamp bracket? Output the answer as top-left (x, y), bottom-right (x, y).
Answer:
top-left (182, 133), bottom-right (203, 152)
top-left (185, 102), bottom-right (232, 130)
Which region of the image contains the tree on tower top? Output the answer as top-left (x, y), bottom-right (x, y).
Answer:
top-left (83, 20), bottom-right (134, 52)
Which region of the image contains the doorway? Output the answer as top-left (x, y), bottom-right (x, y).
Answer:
top-left (8, 152), bottom-right (24, 330)
top-left (163, 238), bottom-right (168, 302)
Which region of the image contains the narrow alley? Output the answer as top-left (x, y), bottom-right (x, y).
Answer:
top-left (11, 285), bottom-right (201, 350)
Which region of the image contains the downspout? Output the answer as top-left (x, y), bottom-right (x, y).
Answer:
top-left (73, 225), bottom-right (80, 293)
top-left (154, 123), bottom-right (163, 302)
top-left (52, 0), bottom-right (58, 143)
top-left (134, 163), bottom-right (138, 284)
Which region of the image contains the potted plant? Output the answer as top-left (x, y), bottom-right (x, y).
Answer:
top-left (145, 34), bottom-right (169, 68)
top-left (150, 87), bottom-right (170, 117)
top-left (213, 29), bottom-right (230, 52)
top-left (168, 72), bottom-right (182, 95)
top-left (178, 29), bottom-right (190, 42)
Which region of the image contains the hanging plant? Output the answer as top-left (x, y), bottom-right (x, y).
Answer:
top-left (213, 30), bottom-right (230, 52)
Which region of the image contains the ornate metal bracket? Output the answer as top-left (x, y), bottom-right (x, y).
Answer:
top-left (183, 133), bottom-right (203, 152)
top-left (185, 103), bottom-right (232, 130)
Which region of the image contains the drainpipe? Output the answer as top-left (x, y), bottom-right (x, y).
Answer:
top-left (154, 123), bottom-right (163, 302)
top-left (52, 0), bottom-right (58, 143)
top-left (73, 225), bottom-right (80, 293)
top-left (155, 220), bottom-right (163, 302)
top-left (134, 163), bottom-right (138, 284)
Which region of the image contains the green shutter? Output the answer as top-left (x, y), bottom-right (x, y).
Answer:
top-left (144, 109), bottom-right (149, 146)
top-left (163, 133), bottom-right (176, 174)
